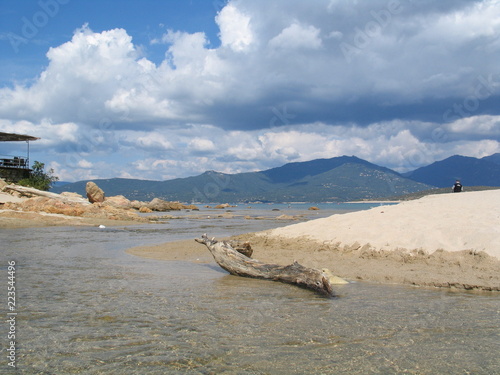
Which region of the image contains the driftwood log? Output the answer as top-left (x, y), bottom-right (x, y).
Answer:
top-left (195, 234), bottom-right (338, 296)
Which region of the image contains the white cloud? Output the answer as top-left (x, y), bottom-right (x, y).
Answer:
top-left (135, 133), bottom-right (173, 150)
top-left (77, 159), bottom-right (93, 168)
top-left (3, 0), bottom-right (500, 128)
top-left (445, 115), bottom-right (500, 137)
top-left (189, 138), bottom-right (216, 153)
top-left (216, 3), bottom-right (255, 52)
top-left (4, 115), bottom-right (497, 182)
top-left (268, 22), bottom-right (322, 50)
top-left (1, 0), bottom-right (500, 182)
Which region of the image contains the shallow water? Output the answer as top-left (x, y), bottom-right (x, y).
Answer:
top-left (1, 208), bottom-right (499, 374)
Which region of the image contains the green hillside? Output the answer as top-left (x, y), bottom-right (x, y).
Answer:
top-left (52, 156), bottom-right (432, 202)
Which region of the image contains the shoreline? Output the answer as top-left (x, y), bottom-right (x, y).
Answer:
top-left (126, 235), bottom-right (500, 292)
top-left (128, 190), bottom-right (500, 292)
top-left (4, 188), bottom-right (500, 291)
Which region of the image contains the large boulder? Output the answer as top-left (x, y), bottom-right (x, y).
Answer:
top-left (148, 198), bottom-right (182, 211)
top-left (130, 200), bottom-right (146, 210)
top-left (103, 195), bottom-right (131, 209)
top-left (147, 198), bottom-right (198, 211)
top-left (86, 182), bottom-right (105, 203)
top-left (0, 178), bottom-right (7, 191)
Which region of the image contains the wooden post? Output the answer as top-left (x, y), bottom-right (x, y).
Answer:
top-left (195, 234), bottom-right (338, 296)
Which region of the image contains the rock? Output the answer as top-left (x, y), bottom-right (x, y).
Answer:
top-left (275, 214), bottom-right (298, 220)
top-left (104, 195), bottom-right (131, 208)
top-left (148, 198), bottom-right (182, 211)
top-left (146, 198), bottom-right (198, 211)
top-left (59, 192), bottom-right (88, 204)
top-left (139, 206), bottom-right (153, 213)
top-left (4, 195), bottom-right (147, 222)
top-left (308, 206), bottom-right (320, 211)
top-left (148, 198), bottom-right (174, 211)
top-left (130, 200), bottom-right (146, 210)
top-left (86, 182), bottom-right (105, 203)
top-left (60, 192), bottom-right (85, 200)
top-left (214, 203), bottom-right (233, 209)
top-left (5, 197), bottom-right (85, 217)
top-left (168, 202), bottom-right (187, 210)
top-left (0, 178), bottom-right (7, 191)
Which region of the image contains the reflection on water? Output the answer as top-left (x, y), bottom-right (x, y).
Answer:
top-left (1, 217), bottom-right (499, 374)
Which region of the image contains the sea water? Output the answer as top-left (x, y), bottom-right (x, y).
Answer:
top-left (0, 205), bottom-right (499, 374)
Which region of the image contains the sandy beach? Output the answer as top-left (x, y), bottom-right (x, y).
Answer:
top-left (129, 190), bottom-right (500, 291)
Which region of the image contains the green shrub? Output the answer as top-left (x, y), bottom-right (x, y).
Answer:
top-left (18, 161), bottom-right (59, 191)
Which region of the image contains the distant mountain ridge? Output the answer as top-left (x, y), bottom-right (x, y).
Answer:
top-left (52, 155), bottom-right (431, 203)
top-left (52, 154), bottom-right (499, 202)
top-left (404, 154), bottom-right (500, 188)
top-left (483, 153), bottom-right (500, 165)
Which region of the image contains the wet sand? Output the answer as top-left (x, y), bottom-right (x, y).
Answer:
top-left (128, 191), bottom-right (500, 291)
top-left (127, 235), bottom-right (500, 291)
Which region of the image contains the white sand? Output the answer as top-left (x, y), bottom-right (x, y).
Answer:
top-left (261, 190), bottom-right (500, 260)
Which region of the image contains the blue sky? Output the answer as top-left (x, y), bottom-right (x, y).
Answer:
top-left (1, 0), bottom-right (499, 182)
top-left (0, 0), bottom-right (222, 84)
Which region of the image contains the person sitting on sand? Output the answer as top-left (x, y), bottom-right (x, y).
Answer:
top-left (452, 180), bottom-right (463, 192)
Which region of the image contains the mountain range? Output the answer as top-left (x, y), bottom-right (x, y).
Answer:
top-left (52, 154), bottom-right (500, 203)
top-left (404, 154), bottom-right (500, 188)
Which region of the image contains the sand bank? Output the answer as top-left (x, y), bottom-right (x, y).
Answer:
top-left (128, 191), bottom-right (500, 291)
top-left (262, 190), bottom-right (500, 259)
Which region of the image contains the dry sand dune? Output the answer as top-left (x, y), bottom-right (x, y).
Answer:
top-left (262, 190), bottom-right (500, 259)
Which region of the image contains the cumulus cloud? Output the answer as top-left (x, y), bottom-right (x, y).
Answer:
top-left (189, 138), bottom-right (216, 153)
top-left (216, 3), bottom-right (255, 52)
top-left (135, 133), bottom-right (173, 151)
top-left (0, 0), bottom-right (499, 181)
top-left (268, 22), bottom-right (322, 50)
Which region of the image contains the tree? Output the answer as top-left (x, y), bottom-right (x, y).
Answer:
top-left (18, 161), bottom-right (59, 191)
